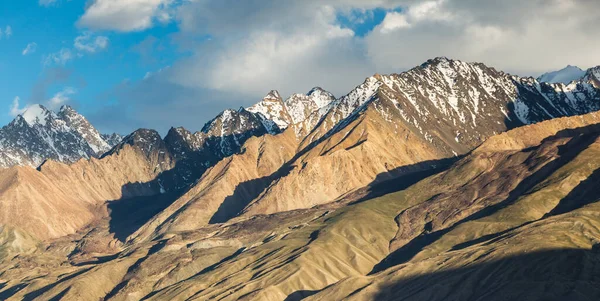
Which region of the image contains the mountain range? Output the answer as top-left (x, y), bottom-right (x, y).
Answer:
top-left (1, 57), bottom-right (600, 300)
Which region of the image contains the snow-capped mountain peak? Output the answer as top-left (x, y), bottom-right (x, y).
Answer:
top-left (284, 88), bottom-right (336, 126)
top-left (22, 104), bottom-right (53, 126)
top-left (264, 90), bottom-right (281, 100)
top-left (0, 105), bottom-right (123, 168)
top-left (57, 105), bottom-right (113, 154)
top-left (306, 87), bottom-right (336, 108)
top-left (584, 66), bottom-right (600, 86)
top-left (537, 65), bottom-right (586, 84)
top-left (247, 90), bottom-right (290, 131)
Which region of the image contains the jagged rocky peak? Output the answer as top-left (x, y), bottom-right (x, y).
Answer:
top-left (417, 56), bottom-right (458, 70)
top-left (199, 108), bottom-right (271, 157)
top-left (285, 87), bottom-right (336, 125)
top-left (101, 133), bottom-right (124, 147)
top-left (160, 127), bottom-right (211, 190)
top-left (58, 104), bottom-right (76, 113)
top-left (307, 87), bottom-right (336, 107)
top-left (106, 128), bottom-right (173, 169)
top-left (585, 66), bottom-right (600, 87)
top-left (117, 129), bottom-right (163, 149)
top-left (306, 57), bottom-right (600, 155)
top-left (164, 126), bottom-right (203, 156)
top-left (57, 105), bottom-right (112, 154)
top-left (247, 90), bottom-right (291, 130)
top-left (202, 108), bottom-right (269, 137)
top-left (8, 114), bottom-right (29, 128)
top-left (413, 57), bottom-right (499, 78)
top-left (319, 75), bottom-right (382, 127)
top-left (264, 90), bottom-right (282, 100)
top-left (165, 126), bottom-right (193, 144)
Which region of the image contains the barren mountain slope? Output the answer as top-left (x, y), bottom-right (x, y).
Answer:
top-left (3, 109), bottom-right (600, 301)
top-left (0, 87), bottom-right (330, 248)
top-left (0, 97), bottom-right (299, 244)
top-left (130, 128), bottom-right (301, 241)
top-left (0, 129), bottom-right (174, 242)
top-left (128, 88), bottom-right (456, 239)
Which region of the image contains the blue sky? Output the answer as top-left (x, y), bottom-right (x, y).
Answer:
top-left (0, 0), bottom-right (598, 135)
top-left (0, 1), bottom-right (390, 134)
top-left (0, 0), bottom-right (186, 131)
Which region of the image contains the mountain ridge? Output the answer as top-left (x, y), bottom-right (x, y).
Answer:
top-left (117, 57), bottom-right (600, 244)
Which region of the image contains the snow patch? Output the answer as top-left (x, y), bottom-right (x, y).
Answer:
top-left (22, 105), bottom-right (50, 126)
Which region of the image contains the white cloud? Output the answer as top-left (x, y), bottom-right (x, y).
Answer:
top-left (9, 97), bottom-right (27, 117)
top-left (47, 87), bottom-right (77, 109)
top-left (168, 0), bottom-right (600, 97)
top-left (406, 0), bottom-right (454, 23)
top-left (0, 25), bottom-right (12, 40)
top-left (42, 33), bottom-right (109, 67)
top-left (8, 87), bottom-right (77, 117)
top-left (22, 42), bottom-right (38, 55)
top-left (5, 26), bottom-right (12, 38)
top-left (379, 0), bottom-right (455, 34)
top-left (380, 12), bottom-right (411, 33)
top-left (77, 0), bottom-right (175, 32)
top-left (366, 0), bottom-right (600, 74)
top-left (43, 48), bottom-right (73, 66)
top-left (74, 33), bottom-right (109, 53)
top-left (39, 0), bottom-right (58, 6)
top-left (93, 0), bottom-right (600, 134)
top-left (170, 1), bottom-right (379, 98)
top-left (143, 66), bottom-right (169, 80)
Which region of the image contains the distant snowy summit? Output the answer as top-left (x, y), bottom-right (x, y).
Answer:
top-left (0, 105), bottom-right (122, 168)
top-left (537, 65), bottom-right (586, 84)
